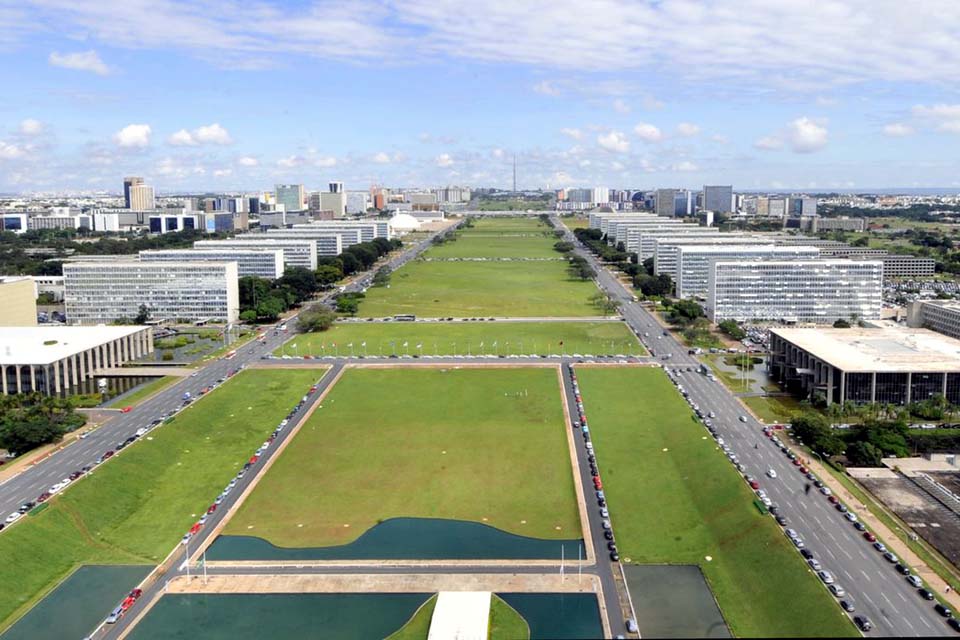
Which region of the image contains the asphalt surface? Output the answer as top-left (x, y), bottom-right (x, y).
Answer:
top-left (551, 215), bottom-right (955, 637)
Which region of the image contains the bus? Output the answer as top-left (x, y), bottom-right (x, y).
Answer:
top-left (224, 350), bottom-right (237, 360)
top-left (394, 314), bottom-right (416, 322)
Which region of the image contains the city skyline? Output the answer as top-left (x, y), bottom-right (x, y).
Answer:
top-left (1, 1), bottom-right (960, 192)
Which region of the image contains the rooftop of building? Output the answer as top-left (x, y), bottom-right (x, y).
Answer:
top-left (0, 276), bottom-right (33, 284)
top-left (0, 325), bottom-right (148, 365)
top-left (771, 325), bottom-right (960, 373)
top-left (679, 244), bottom-right (820, 254)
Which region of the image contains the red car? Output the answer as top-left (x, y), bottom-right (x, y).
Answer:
top-left (749, 481), bottom-right (760, 490)
top-left (189, 523), bottom-right (202, 535)
top-left (120, 596), bottom-right (136, 611)
top-left (593, 478), bottom-right (603, 490)
top-left (798, 466), bottom-right (808, 474)
top-left (129, 588), bottom-right (143, 600)
top-left (792, 459), bottom-right (802, 466)
top-left (103, 451), bottom-right (115, 459)
top-left (309, 386), bottom-right (318, 393)
top-left (863, 531), bottom-right (876, 542)
top-left (121, 406), bottom-right (133, 413)
top-left (828, 495), bottom-right (839, 504)
top-left (249, 455), bottom-right (259, 464)
top-left (207, 504), bottom-right (217, 514)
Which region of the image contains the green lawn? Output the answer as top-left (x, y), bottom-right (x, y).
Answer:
top-left (0, 368), bottom-right (325, 632)
top-left (385, 595), bottom-right (437, 640)
top-left (106, 376), bottom-right (181, 408)
top-left (741, 395), bottom-right (804, 423)
top-left (357, 260), bottom-right (600, 318)
top-left (225, 367), bottom-right (580, 547)
top-left (467, 217), bottom-right (551, 233)
top-left (279, 321), bottom-right (644, 357)
top-left (385, 595), bottom-right (529, 640)
top-left (561, 216), bottom-right (590, 230)
top-left (426, 234), bottom-right (560, 258)
top-left (575, 367), bottom-right (855, 638)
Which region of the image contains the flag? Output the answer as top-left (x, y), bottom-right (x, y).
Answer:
top-left (417, 343), bottom-right (422, 348)
top-left (331, 342), bottom-right (336, 347)
top-left (361, 341), bottom-right (366, 347)
top-left (290, 344), bottom-right (297, 348)
top-left (347, 342), bottom-right (353, 347)
top-left (403, 341), bottom-right (408, 347)
top-left (479, 341), bottom-right (484, 347)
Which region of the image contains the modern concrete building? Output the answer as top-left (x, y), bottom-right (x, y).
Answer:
top-left (706, 259), bottom-right (883, 324)
top-left (0, 326), bottom-right (153, 395)
top-left (655, 189), bottom-right (678, 217)
top-left (139, 248), bottom-right (285, 279)
top-left (291, 221), bottom-right (390, 242)
top-left (631, 227), bottom-right (721, 260)
top-left (907, 300), bottom-right (960, 340)
top-left (123, 176), bottom-right (143, 208)
top-left (0, 276), bottom-right (38, 326)
top-left (194, 238), bottom-right (318, 270)
top-left (703, 185), bottom-right (733, 213)
top-left (653, 235), bottom-right (773, 280)
top-left (809, 216), bottom-right (863, 232)
top-left (148, 213), bottom-right (203, 233)
top-left (675, 244), bottom-right (820, 299)
top-left (64, 261), bottom-right (239, 324)
top-left (769, 326), bottom-right (960, 406)
top-left (128, 184), bottom-right (156, 211)
top-left (264, 228), bottom-right (348, 254)
top-left (275, 183), bottom-right (305, 212)
top-left (881, 254), bottom-right (936, 278)
top-left (1, 212), bottom-right (28, 233)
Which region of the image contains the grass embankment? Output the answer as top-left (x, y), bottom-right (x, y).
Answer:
top-left (280, 321), bottom-right (644, 357)
top-left (225, 367), bottom-right (580, 547)
top-left (106, 376), bottom-right (180, 408)
top-left (0, 368), bottom-right (324, 632)
top-left (357, 260), bottom-right (600, 318)
top-left (385, 594), bottom-right (528, 640)
top-left (741, 395), bottom-right (804, 423)
top-left (576, 367), bottom-right (855, 638)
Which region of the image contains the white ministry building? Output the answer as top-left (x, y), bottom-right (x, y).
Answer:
top-left (653, 235), bottom-right (771, 281)
top-left (706, 259), bottom-right (884, 324)
top-left (676, 244), bottom-right (820, 299)
top-left (194, 238), bottom-right (318, 270)
top-left (64, 261), bottom-right (239, 324)
top-left (140, 248), bottom-right (285, 279)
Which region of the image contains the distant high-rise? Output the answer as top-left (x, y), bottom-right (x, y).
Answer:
top-left (123, 176), bottom-right (143, 208)
top-left (275, 184), bottom-right (305, 212)
top-left (655, 189), bottom-right (678, 217)
top-left (703, 185), bottom-right (733, 213)
top-left (128, 184), bottom-right (155, 210)
top-left (329, 181), bottom-right (343, 194)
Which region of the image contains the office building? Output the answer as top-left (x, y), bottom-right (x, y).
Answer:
top-left (703, 185), bottom-right (733, 213)
top-left (1, 213), bottom-right (28, 234)
top-left (655, 189), bottom-right (678, 217)
top-left (791, 196), bottom-right (818, 217)
top-left (32, 275), bottom-right (64, 303)
top-left (0, 326), bottom-right (153, 396)
top-left (769, 326), bottom-right (960, 406)
top-left (140, 248), bottom-right (285, 279)
top-left (629, 226), bottom-right (720, 259)
top-left (907, 300), bottom-right (960, 341)
top-left (434, 186), bottom-right (471, 204)
top-left (123, 176), bottom-right (144, 208)
top-left (0, 276), bottom-right (38, 326)
top-left (275, 184), bottom-right (306, 212)
top-left (194, 238), bottom-right (318, 270)
top-left (653, 235), bottom-right (773, 279)
top-left (768, 198), bottom-right (788, 217)
top-left (128, 184), bottom-right (156, 210)
top-left (881, 255), bottom-right (936, 278)
top-left (264, 229), bottom-right (348, 255)
top-left (320, 189), bottom-right (347, 217)
top-left (706, 259), bottom-right (883, 324)
top-left (675, 244), bottom-right (820, 299)
top-left (64, 261), bottom-right (239, 324)
top-left (291, 220), bottom-right (390, 242)
top-left (148, 213), bottom-right (202, 234)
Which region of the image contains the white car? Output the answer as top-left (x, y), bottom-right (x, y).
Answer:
top-left (4, 512), bottom-right (22, 524)
top-left (767, 469), bottom-right (778, 479)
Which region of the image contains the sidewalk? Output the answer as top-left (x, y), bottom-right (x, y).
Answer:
top-left (800, 454), bottom-right (960, 610)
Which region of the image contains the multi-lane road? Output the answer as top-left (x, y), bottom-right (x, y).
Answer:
top-left (554, 214), bottom-right (955, 636)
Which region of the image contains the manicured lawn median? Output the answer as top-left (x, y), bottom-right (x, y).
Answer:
top-left (426, 233), bottom-right (559, 259)
top-left (225, 367), bottom-right (580, 547)
top-left (279, 321), bottom-right (645, 357)
top-left (357, 260), bottom-right (600, 318)
top-left (741, 394), bottom-right (804, 424)
top-left (0, 368), bottom-right (325, 632)
top-left (575, 367), bottom-right (855, 638)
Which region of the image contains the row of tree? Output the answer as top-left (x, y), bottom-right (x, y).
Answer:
top-left (0, 394), bottom-right (86, 456)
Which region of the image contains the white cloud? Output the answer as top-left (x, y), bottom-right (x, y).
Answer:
top-left (787, 116), bottom-right (828, 153)
top-left (277, 155), bottom-right (306, 168)
top-left (48, 50), bottom-right (109, 75)
top-left (213, 168), bottom-right (232, 177)
top-left (533, 80), bottom-right (561, 96)
top-left (710, 134), bottom-right (729, 144)
top-left (912, 104), bottom-right (960, 134)
top-left (0, 141), bottom-right (24, 160)
top-left (372, 151), bottom-right (392, 163)
top-left (610, 160), bottom-right (625, 171)
top-left (560, 127), bottom-right (583, 140)
top-left (642, 97), bottom-right (665, 110)
top-left (754, 135), bottom-right (784, 150)
top-left (491, 148), bottom-right (505, 159)
top-left (612, 98), bottom-right (631, 114)
top-left (113, 124), bottom-right (152, 148)
top-left (168, 123), bottom-right (232, 146)
top-left (597, 130), bottom-right (630, 153)
top-left (671, 160), bottom-right (698, 172)
top-left (19, 119), bottom-right (44, 136)
top-left (314, 155), bottom-right (337, 168)
top-left (633, 122), bottom-right (663, 143)
top-left (676, 122), bottom-right (700, 137)
top-left (236, 156), bottom-right (258, 167)
top-left (435, 153), bottom-right (454, 167)
top-left (882, 123), bottom-right (914, 137)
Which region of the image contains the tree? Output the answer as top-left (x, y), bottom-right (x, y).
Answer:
top-left (372, 266), bottom-right (392, 287)
top-left (134, 304), bottom-right (151, 324)
top-left (315, 264), bottom-right (343, 288)
top-left (554, 241), bottom-right (574, 253)
top-left (276, 267), bottom-right (317, 303)
top-left (297, 304), bottom-right (337, 332)
top-left (642, 257), bottom-right (655, 276)
top-left (255, 296), bottom-right (285, 321)
top-left (717, 319), bottom-right (746, 340)
top-left (0, 393), bottom-right (85, 456)
top-left (833, 318), bottom-right (851, 328)
top-left (336, 296), bottom-right (359, 315)
top-left (239, 309), bottom-right (257, 323)
top-left (847, 441), bottom-right (883, 466)
top-left (340, 251), bottom-right (361, 275)
top-left (239, 276), bottom-right (272, 311)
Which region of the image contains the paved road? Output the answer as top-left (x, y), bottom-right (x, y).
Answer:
top-left (551, 215), bottom-right (954, 637)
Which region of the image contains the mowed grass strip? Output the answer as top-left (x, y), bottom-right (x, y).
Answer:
top-left (576, 367), bottom-right (855, 638)
top-left (281, 321), bottom-right (645, 357)
top-left (469, 217), bottom-right (551, 233)
top-left (225, 368), bottom-right (580, 547)
top-left (426, 234), bottom-right (559, 259)
top-left (357, 260), bottom-right (599, 318)
top-left (0, 368), bottom-right (324, 631)
top-left (106, 376), bottom-right (181, 408)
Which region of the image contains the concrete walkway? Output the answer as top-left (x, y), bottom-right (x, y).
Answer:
top-left (428, 592), bottom-right (490, 640)
top-left (91, 366), bottom-right (193, 377)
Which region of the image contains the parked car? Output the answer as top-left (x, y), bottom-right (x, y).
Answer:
top-left (853, 616), bottom-right (872, 632)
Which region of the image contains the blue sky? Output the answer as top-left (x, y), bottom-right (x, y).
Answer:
top-left (1, 0), bottom-right (959, 193)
